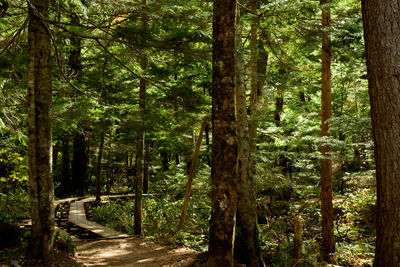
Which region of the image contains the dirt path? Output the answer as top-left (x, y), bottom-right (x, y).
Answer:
top-left (73, 237), bottom-right (198, 267)
top-left (53, 196), bottom-right (200, 266)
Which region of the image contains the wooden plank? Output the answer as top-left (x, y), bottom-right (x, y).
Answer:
top-left (68, 196), bottom-right (131, 239)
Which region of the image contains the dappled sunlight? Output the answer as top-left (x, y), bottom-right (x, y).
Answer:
top-left (76, 237), bottom-right (197, 267)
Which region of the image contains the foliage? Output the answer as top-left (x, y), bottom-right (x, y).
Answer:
top-left (91, 163), bottom-right (211, 251)
top-left (54, 230), bottom-right (76, 256)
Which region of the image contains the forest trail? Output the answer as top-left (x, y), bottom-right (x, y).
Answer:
top-left (74, 237), bottom-right (198, 267)
top-left (56, 196), bottom-right (199, 266)
top-left (68, 196), bottom-right (130, 239)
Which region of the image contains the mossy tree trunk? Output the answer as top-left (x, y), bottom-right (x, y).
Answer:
top-left (208, 0), bottom-right (238, 265)
top-left (27, 0), bottom-right (55, 261)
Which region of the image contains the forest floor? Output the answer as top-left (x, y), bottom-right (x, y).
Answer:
top-left (59, 237), bottom-right (199, 267)
top-left (2, 236), bottom-right (200, 267)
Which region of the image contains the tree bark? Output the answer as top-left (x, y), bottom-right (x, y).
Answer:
top-left (274, 93), bottom-right (284, 124)
top-left (95, 133), bottom-right (105, 202)
top-left (233, 6), bottom-right (265, 267)
top-left (69, 14), bottom-right (88, 196)
top-left (179, 119), bottom-right (206, 230)
top-left (294, 216), bottom-right (303, 261)
top-left (143, 141), bottom-right (150, 194)
top-left (72, 133), bottom-right (88, 196)
top-left (361, 1), bottom-right (400, 265)
top-left (205, 122), bottom-right (211, 167)
top-left (134, 0), bottom-right (147, 236)
top-left (27, 0), bottom-right (55, 261)
top-left (60, 136), bottom-right (70, 197)
top-left (208, 0), bottom-right (237, 265)
top-left (249, 15), bottom-right (268, 152)
top-left (320, 0), bottom-right (335, 261)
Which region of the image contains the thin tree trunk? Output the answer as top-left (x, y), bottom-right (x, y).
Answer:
top-left (294, 216), bottom-right (303, 261)
top-left (205, 122), bottom-right (211, 167)
top-left (69, 14), bottom-right (88, 196)
top-left (179, 119), bottom-right (206, 230)
top-left (208, 0), bottom-right (237, 265)
top-left (60, 136), bottom-right (70, 196)
top-left (234, 7), bottom-right (265, 267)
top-left (161, 151), bottom-right (169, 171)
top-left (249, 15), bottom-right (268, 152)
top-left (361, 1), bottom-right (400, 265)
top-left (95, 58), bottom-right (108, 201)
top-left (134, 0), bottom-right (147, 236)
top-left (27, 0), bottom-right (55, 261)
top-left (320, 0), bottom-right (335, 261)
top-left (72, 133), bottom-right (88, 196)
top-left (143, 141), bottom-right (150, 194)
top-left (274, 93), bottom-right (284, 124)
top-left (95, 133), bottom-right (105, 201)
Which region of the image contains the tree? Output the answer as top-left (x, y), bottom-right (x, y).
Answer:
top-left (233, 4), bottom-right (265, 267)
top-left (69, 14), bottom-right (89, 197)
top-left (361, 0), bottom-right (400, 265)
top-left (208, 0), bottom-right (237, 265)
top-left (134, 0), bottom-right (148, 236)
top-left (320, 0), bottom-right (335, 261)
top-left (26, 0), bottom-right (55, 261)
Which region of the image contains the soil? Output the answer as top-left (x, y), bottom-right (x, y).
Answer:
top-left (72, 237), bottom-right (199, 267)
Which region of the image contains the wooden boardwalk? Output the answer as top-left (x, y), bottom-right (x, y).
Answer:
top-left (56, 195), bottom-right (133, 239)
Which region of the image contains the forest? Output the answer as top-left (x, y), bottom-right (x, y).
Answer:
top-left (0, 0), bottom-right (399, 266)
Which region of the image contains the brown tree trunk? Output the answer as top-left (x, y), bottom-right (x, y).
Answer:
top-left (69, 14), bottom-right (88, 196)
top-left (134, 0), bottom-right (147, 235)
top-left (161, 151), bottom-right (169, 171)
top-left (233, 7), bottom-right (265, 267)
top-left (274, 93), bottom-right (284, 123)
top-left (205, 122), bottom-right (211, 167)
top-left (143, 141), bottom-right (150, 194)
top-left (60, 136), bottom-right (70, 196)
top-left (361, 1), bottom-right (400, 265)
top-left (179, 119), bottom-right (206, 230)
top-left (249, 9), bottom-right (268, 152)
top-left (72, 133), bottom-right (88, 196)
top-left (208, 0), bottom-right (238, 265)
top-left (68, 14), bottom-right (82, 96)
top-left (27, 0), bottom-right (55, 261)
top-left (294, 216), bottom-right (303, 261)
top-left (95, 133), bottom-right (105, 202)
top-left (320, 0), bottom-right (335, 261)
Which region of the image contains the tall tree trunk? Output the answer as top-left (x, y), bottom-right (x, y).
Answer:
top-left (134, 0), bottom-right (147, 236)
top-left (69, 14), bottom-right (88, 196)
top-left (60, 136), bottom-right (70, 196)
top-left (95, 133), bottom-right (105, 201)
top-left (143, 141), bottom-right (150, 194)
top-left (320, 0), bottom-right (335, 261)
top-left (72, 133), bottom-right (88, 196)
top-left (361, 1), bottom-right (400, 265)
top-left (53, 141), bottom-right (59, 179)
top-left (249, 13), bottom-right (268, 152)
top-left (161, 151), bottom-right (169, 171)
top-left (95, 59), bottom-right (108, 201)
top-left (68, 14), bottom-right (82, 97)
top-left (27, 0), bottom-right (55, 261)
top-left (208, 0), bottom-right (237, 265)
top-left (179, 119), bottom-right (206, 230)
top-left (274, 93), bottom-right (284, 124)
top-left (234, 7), bottom-right (265, 267)
top-left (205, 122), bottom-right (211, 167)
